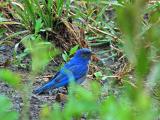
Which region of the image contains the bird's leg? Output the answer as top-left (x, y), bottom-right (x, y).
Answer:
top-left (64, 85), bottom-right (69, 94)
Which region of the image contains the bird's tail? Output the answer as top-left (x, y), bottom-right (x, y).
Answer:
top-left (33, 86), bottom-right (46, 94)
top-left (33, 80), bottom-right (55, 94)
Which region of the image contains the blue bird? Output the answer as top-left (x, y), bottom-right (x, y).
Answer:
top-left (33, 48), bottom-right (93, 94)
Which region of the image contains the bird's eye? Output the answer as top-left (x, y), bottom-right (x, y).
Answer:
top-left (81, 53), bottom-right (87, 58)
top-left (81, 52), bottom-right (91, 58)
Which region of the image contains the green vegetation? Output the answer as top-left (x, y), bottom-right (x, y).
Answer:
top-left (62, 45), bottom-right (79, 62)
top-left (0, 96), bottom-right (19, 120)
top-left (0, 0), bottom-right (160, 120)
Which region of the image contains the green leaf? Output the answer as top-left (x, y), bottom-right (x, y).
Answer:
top-left (0, 69), bottom-right (21, 88)
top-left (22, 35), bottom-right (60, 73)
top-left (94, 71), bottom-right (103, 78)
top-left (56, 0), bottom-right (64, 17)
top-left (35, 19), bottom-right (43, 34)
top-left (69, 45), bottom-right (79, 56)
top-left (0, 96), bottom-right (19, 120)
top-left (62, 52), bottom-right (69, 62)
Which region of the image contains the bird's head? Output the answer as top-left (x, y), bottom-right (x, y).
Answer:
top-left (74, 48), bottom-right (93, 63)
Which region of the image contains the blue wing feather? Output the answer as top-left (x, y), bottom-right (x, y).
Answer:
top-left (33, 63), bottom-right (88, 94)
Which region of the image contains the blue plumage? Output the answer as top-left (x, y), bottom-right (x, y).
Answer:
top-left (33, 48), bottom-right (92, 94)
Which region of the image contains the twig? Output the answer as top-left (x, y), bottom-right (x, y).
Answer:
top-left (110, 44), bottom-right (123, 53)
top-left (87, 24), bottom-right (117, 39)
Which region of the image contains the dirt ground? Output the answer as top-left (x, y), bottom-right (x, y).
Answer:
top-left (0, 41), bottom-right (60, 119)
top-left (0, 39), bottom-right (123, 120)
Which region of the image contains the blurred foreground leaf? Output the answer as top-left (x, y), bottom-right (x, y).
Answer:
top-left (0, 96), bottom-right (19, 120)
top-left (22, 34), bottom-right (60, 73)
top-left (0, 69), bottom-right (21, 88)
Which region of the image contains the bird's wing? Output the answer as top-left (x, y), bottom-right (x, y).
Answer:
top-left (33, 64), bottom-right (88, 94)
top-left (70, 64), bottom-right (88, 80)
top-left (48, 59), bottom-right (75, 82)
top-left (33, 71), bottom-right (67, 94)
top-left (53, 64), bottom-right (88, 88)
top-left (53, 64), bottom-right (88, 83)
